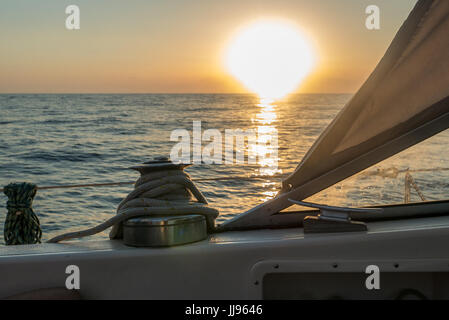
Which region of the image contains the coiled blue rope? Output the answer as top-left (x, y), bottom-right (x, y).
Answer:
top-left (3, 182), bottom-right (42, 245)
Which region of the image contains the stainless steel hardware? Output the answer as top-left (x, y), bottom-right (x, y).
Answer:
top-left (288, 200), bottom-right (383, 233)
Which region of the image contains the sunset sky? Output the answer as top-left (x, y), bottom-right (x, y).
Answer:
top-left (0, 0), bottom-right (416, 94)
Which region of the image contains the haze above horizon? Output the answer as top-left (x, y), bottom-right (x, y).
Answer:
top-left (0, 0), bottom-right (416, 94)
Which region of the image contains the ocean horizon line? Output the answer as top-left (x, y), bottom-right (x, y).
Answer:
top-left (0, 92), bottom-right (354, 96)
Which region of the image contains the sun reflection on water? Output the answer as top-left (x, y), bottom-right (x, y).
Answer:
top-left (248, 97), bottom-right (283, 201)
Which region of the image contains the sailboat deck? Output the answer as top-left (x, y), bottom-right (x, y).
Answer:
top-left (2, 215), bottom-right (449, 299)
top-left (2, 215), bottom-right (449, 259)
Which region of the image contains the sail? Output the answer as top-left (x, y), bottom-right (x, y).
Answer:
top-left (220, 0), bottom-right (449, 230)
top-left (282, 0), bottom-right (449, 192)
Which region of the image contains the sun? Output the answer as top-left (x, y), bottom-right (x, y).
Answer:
top-left (225, 20), bottom-right (316, 100)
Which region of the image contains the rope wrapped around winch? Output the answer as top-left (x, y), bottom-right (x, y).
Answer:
top-left (3, 182), bottom-right (42, 245)
top-left (47, 164), bottom-right (219, 243)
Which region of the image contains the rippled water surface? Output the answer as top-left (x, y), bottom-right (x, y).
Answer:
top-left (1, 94), bottom-right (448, 243)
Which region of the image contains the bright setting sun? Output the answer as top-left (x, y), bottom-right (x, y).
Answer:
top-left (225, 20), bottom-right (316, 100)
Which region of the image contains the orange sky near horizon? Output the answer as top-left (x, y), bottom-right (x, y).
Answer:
top-left (0, 0), bottom-right (416, 94)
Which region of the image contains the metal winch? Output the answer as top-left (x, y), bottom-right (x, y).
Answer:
top-left (115, 157), bottom-right (217, 247)
top-left (123, 214), bottom-right (207, 247)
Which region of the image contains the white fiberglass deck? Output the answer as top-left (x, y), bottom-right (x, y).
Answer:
top-left (1, 216), bottom-right (449, 299)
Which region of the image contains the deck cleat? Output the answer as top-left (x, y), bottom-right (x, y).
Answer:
top-left (288, 200), bottom-right (383, 234)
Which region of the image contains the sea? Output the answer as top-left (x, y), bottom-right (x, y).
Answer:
top-left (1, 93), bottom-right (448, 243)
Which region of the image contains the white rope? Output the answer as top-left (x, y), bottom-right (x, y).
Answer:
top-left (47, 169), bottom-right (219, 243)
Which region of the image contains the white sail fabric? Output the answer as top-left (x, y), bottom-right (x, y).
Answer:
top-left (219, 0), bottom-right (449, 230)
top-left (282, 0), bottom-right (449, 193)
